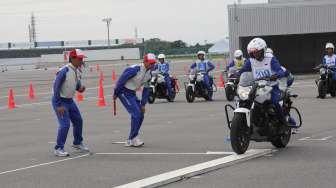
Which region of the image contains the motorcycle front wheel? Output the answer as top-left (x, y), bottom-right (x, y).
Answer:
top-left (148, 88), bottom-right (156, 104)
top-left (186, 86), bottom-right (195, 103)
top-left (225, 85), bottom-right (235, 101)
top-left (230, 113), bottom-right (251, 154)
top-left (318, 80), bottom-right (327, 99)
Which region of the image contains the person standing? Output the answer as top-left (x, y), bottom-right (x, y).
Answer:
top-left (52, 49), bottom-right (89, 157)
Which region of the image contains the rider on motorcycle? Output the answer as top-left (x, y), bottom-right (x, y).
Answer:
top-left (237, 38), bottom-right (289, 127)
top-left (227, 50), bottom-right (246, 73)
top-left (153, 54), bottom-right (173, 100)
top-left (190, 51), bottom-right (215, 99)
top-left (322, 43), bottom-right (336, 80)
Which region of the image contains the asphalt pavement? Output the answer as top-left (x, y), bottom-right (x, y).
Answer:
top-left (0, 59), bottom-right (334, 188)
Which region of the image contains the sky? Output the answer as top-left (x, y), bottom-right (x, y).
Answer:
top-left (0, 0), bottom-right (266, 45)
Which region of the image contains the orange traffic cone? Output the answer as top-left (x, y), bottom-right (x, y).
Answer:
top-left (8, 88), bottom-right (16, 109)
top-left (112, 69), bottom-right (117, 82)
top-left (96, 64), bottom-right (100, 72)
top-left (97, 79), bottom-right (106, 107)
top-left (76, 91), bottom-right (84, 102)
top-left (28, 82), bottom-right (35, 100)
top-left (217, 73), bottom-right (225, 88)
top-left (100, 71), bottom-right (105, 81)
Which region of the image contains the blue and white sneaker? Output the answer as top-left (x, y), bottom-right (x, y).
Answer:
top-left (72, 143), bottom-right (90, 152)
top-left (54, 148), bottom-right (70, 157)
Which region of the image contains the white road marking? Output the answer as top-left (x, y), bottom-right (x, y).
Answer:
top-left (0, 154), bottom-right (90, 175)
top-left (112, 142), bottom-right (127, 144)
top-left (95, 151), bottom-right (234, 155)
top-left (114, 149), bottom-right (272, 188)
top-left (298, 136), bottom-right (333, 141)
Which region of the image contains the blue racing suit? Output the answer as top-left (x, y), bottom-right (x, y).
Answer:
top-left (52, 64), bottom-right (84, 150)
top-left (190, 60), bottom-right (215, 91)
top-left (114, 64), bottom-right (152, 140)
top-left (238, 54), bottom-right (287, 124)
top-left (153, 61), bottom-right (173, 98)
top-left (282, 66), bottom-right (294, 87)
top-left (322, 54), bottom-right (336, 80)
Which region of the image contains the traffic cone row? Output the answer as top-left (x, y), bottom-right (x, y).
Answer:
top-left (8, 88), bottom-right (16, 109)
top-left (217, 73), bottom-right (225, 88)
top-left (97, 79), bottom-right (106, 107)
top-left (112, 69), bottom-right (117, 82)
top-left (28, 82), bottom-right (35, 100)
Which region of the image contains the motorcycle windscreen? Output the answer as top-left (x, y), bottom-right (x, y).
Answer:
top-left (239, 72), bottom-right (254, 87)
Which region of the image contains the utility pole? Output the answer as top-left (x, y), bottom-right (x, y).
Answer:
top-left (102, 17), bottom-right (112, 46)
top-left (31, 12), bottom-right (37, 43)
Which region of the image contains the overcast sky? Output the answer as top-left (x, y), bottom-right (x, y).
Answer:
top-left (0, 0), bottom-right (266, 44)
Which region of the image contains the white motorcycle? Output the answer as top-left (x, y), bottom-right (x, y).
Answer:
top-left (148, 73), bottom-right (177, 104)
top-left (185, 72), bottom-right (216, 103)
top-left (224, 73), bottom-right (302, 154)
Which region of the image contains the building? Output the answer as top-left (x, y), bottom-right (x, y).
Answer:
top-left (228, 0), bottom-right (336, 73)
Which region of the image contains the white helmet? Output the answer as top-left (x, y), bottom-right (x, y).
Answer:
top-left (326, 42), bottom-right (335, 50)
top-left (266, 48), bottom-right (273, 54)
top-left (234, 50), bottom-right (243, 58)
top-left (197, 51), bottom-right (206, 56)
top-left (247, 38), bottom-right (267, 54)
top-left (158, 54), bottom-right (166, 59)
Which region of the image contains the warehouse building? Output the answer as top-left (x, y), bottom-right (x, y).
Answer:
top-left (228, 0), bottom-right (336, 73)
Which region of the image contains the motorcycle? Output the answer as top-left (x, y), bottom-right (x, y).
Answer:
top-left (314, 64), bottom-right (336, 98)
top-left (148, 73), bottom-right (178, 104)
top-left (224, 71), bottom-right (239, 101)
top-left (185, 72), bottom-right (216, 103)
top-left (224, 75), bottom-right (302, 154)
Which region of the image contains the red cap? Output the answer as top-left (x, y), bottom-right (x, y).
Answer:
top-left (69, 49), bottom-right (86, 60)
top-left (144, 53), bottom-right (156, 64)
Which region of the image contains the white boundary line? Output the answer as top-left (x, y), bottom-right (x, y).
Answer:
top-left (96, 152), bottom-right (234, 155)
top-left (0, 154), bottom-right (90, 175)
top-left (114, 149), bottom-right (272, 188)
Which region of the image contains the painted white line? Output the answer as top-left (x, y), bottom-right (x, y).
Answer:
top-left (95, 151), bottom-right (234, 155)
top-left (112, 142), bottom-right (127, 144)
top-left (114, 149), bottom-right (272, 188)
top-left (0, 154), bottom-right (90, 175)
top-left (298, 136), bottom-right (333, 141)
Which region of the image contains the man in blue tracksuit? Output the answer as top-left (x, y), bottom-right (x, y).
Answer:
top-left (153, 53), bottom-right (173, 100)
top-left (52, 49), bottom-right (89, 157)
top-left (113, 53), bottom-right (157, 147)
top-left (190, 51), bottom-right (215, 99)
top-left (237, 38), bottom-right (288, 127)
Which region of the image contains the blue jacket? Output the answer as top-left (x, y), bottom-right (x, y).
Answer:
top-left (53, 65), bottom-right (82, 107)
top-left (238, 56), bottom-right (285, 79)
top-left (114, 65), bottom-right (151, 106)
top-left (190, 60), bottom-right (215, 74)
top-left (153, 61), bottom-right (170, 75)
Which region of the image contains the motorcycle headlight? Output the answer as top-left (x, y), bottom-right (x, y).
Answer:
top-left (237, 86), bottom-right (251, 100)
top-left (320, 68), bottom-right (326, 75)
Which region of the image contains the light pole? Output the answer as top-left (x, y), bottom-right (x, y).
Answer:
top-left (102, 17), bottom-right (112, 46)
